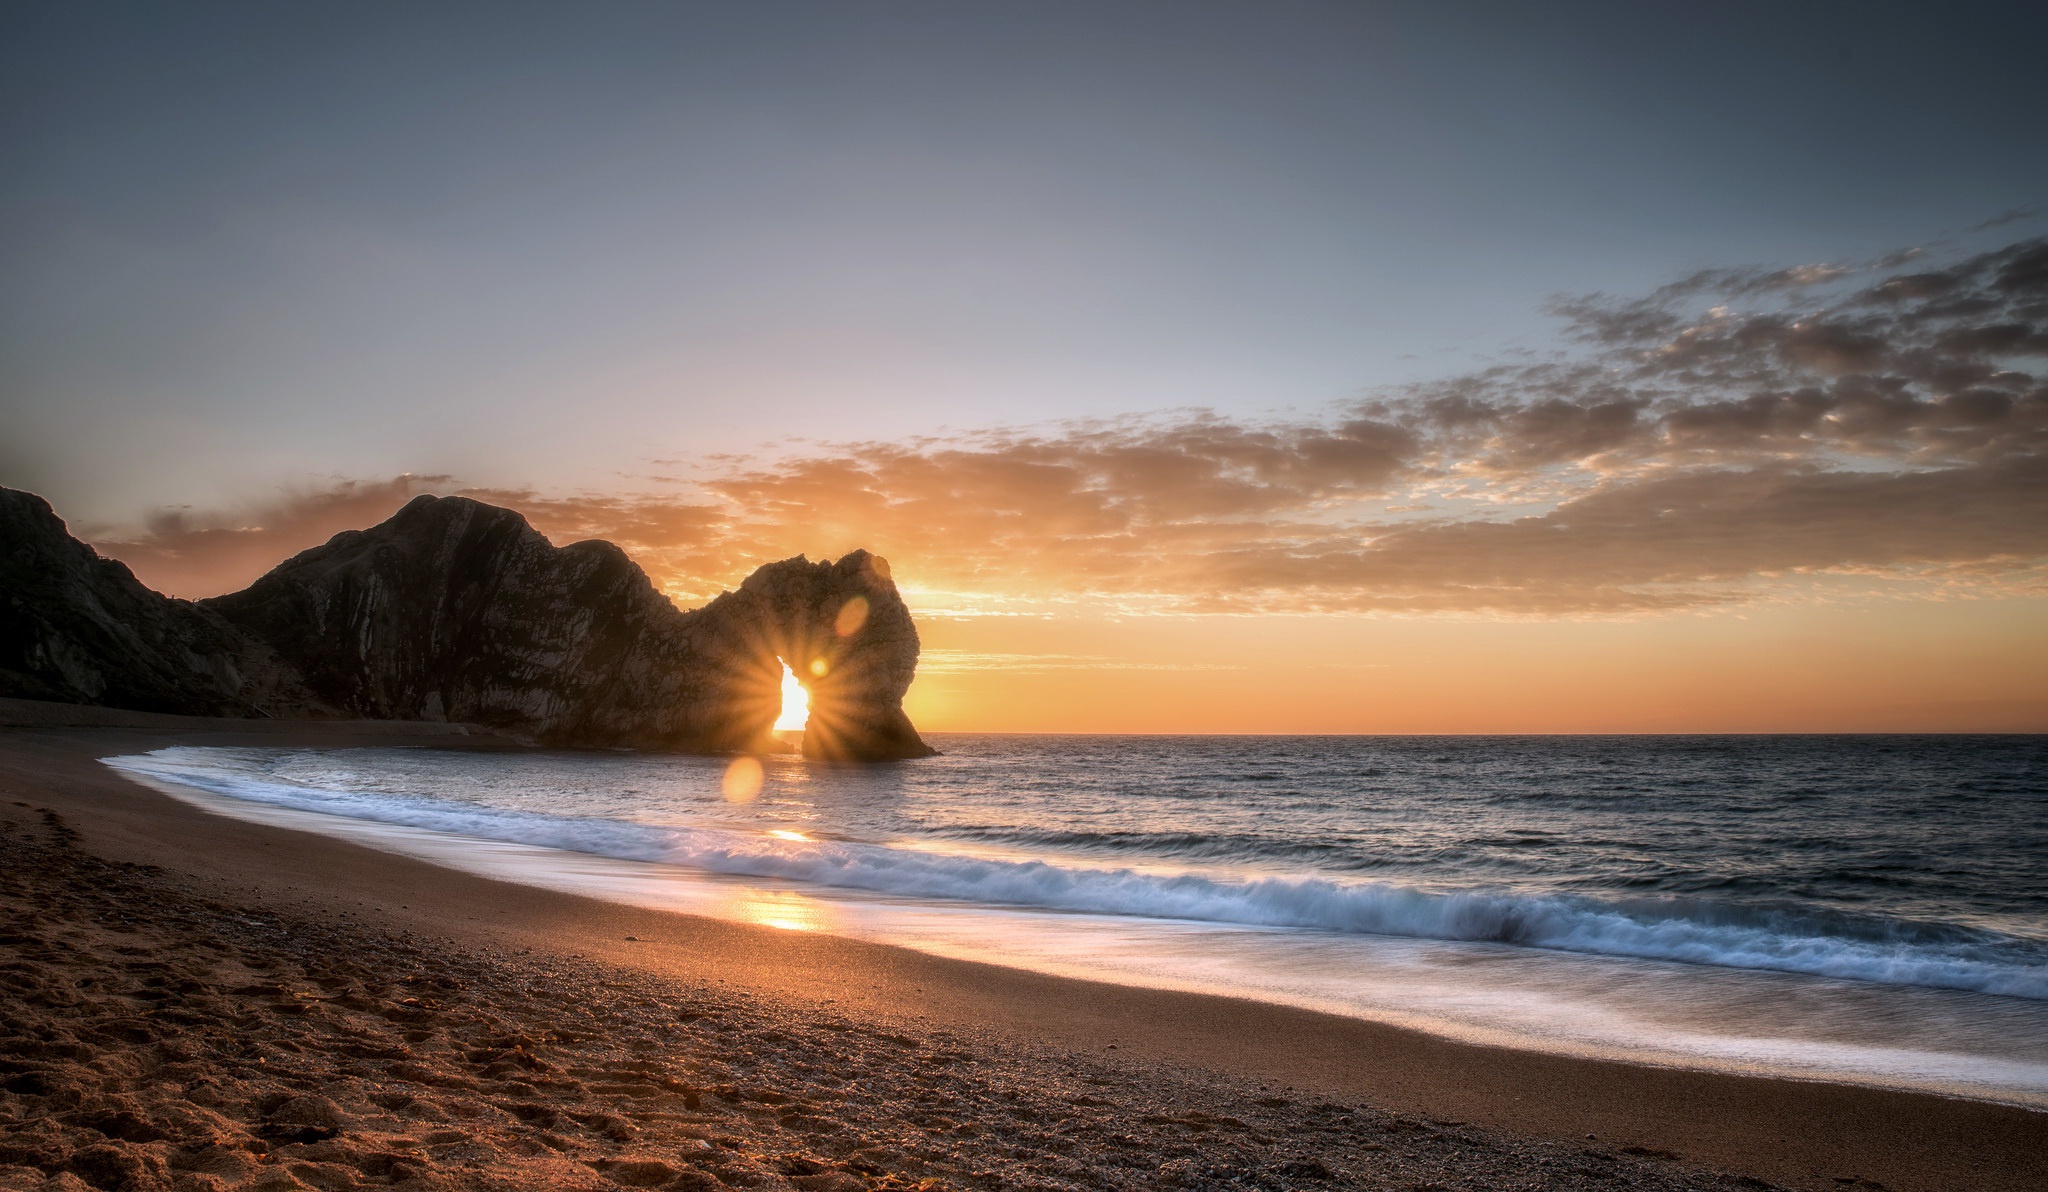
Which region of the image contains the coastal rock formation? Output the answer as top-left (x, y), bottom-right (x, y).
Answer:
top-left (697, 548), bottom-right (929, 761)
top-left (205, 496), bottom-right (707, 746)
top-left (0, 488), bottom-right (933, 759)
top-left (0, 489), bottom-right (321, 718)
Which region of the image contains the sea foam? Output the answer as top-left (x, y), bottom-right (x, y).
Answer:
top-left (104, 748), bottom-right (2048, 1000)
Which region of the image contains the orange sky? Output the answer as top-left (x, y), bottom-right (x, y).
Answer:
top-left (74, 235), bottom-right (2048, 735)
top-left (85, 481), bottom-right (2048, 735)
top-left (90, 505), bottom-right (2048, 732)
top-left (904, 601), bottom-right (2048, 734)
top-left (11, 8), bottom-right (2048, 736)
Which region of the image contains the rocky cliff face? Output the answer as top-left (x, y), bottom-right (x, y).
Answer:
top-left (0, 489), bottom-right (322, 718)
top-left (0, 488), bottom-right (933, 759)
top-left (204, 496), bottom-right (707, 745)
top-left (696, 549), bottom-right (930, 761)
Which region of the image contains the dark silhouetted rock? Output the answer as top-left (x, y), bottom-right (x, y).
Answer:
top-left (699, 549), bottom-right (931, 761)
top-left (0, 489), bottom-right (322, 717)
top-left (204, 495), bottom-right (707, 745)
top-left (1, 488), bottom-right (933, 759)
top-left (207, 494), bottom-right (934, 757)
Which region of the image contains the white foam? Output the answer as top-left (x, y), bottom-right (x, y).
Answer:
top-left (104, 748), bottom-right (2048, 999)
top-left (103, 747), bottom-right (2048, 1107)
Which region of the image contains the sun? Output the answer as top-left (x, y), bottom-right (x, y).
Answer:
top-left (773, 660), bottom-right (810, 732)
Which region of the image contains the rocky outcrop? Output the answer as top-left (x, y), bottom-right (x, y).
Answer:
top-left (205, 496), bottom-right (710, 746)
top-left (0, 489), bottom-right (323, 718)
top-left (0, 488), bottom-right (934, 759)
top-left (696, 549), bottom-right (930, 761)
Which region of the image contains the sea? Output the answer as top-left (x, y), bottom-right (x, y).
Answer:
top-left (104, 734), bottom-right (2048, 1107)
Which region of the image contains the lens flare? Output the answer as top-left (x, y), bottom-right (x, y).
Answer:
top-left (720, 755), bottom-right (763, 802)
top-left (834, 595), bottom-right (870, 638)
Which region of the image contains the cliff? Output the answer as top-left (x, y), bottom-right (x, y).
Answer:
top-left (0, 490), bottom-right (322, 718)
top-left (0, 488), bottom-right (933, 760)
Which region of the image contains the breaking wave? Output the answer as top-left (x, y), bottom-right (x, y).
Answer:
top-left (105, 748), bottom-right (2048, 1000)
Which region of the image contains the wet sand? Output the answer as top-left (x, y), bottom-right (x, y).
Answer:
top-left (1, 716), bottom-right (2042, 1191)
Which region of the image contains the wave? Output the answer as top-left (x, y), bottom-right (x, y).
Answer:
top-left (934, 824), bottom-right (1375, 864)
top-left (106, 749), bottom-right (2048, 1000)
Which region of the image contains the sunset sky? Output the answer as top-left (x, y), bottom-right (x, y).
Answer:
top-left (5, 2), bottom-right (2046, 732)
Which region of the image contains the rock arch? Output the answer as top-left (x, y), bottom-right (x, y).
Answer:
top-left (206, 495), bottom-right (937, 759)
top-left (1, 487), bottom-right (933, 760)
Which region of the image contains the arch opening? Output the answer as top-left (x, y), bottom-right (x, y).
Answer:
top-left (772, 659), bottom-right (810, 733)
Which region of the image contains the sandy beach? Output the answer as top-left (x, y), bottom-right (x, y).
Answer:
top-left (1, 717), bottom-right (2043, 1192)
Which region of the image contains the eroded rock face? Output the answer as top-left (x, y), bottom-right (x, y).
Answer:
top-left (204, 495), bottom-right (717, 747)
top-left (0, 488), bottom-right (934, 759)
top-left (699, 549), bottom-right (931, 761)
top-left (0, 489), bottom-right (321, 718)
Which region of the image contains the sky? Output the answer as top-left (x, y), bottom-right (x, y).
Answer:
top-left (4, 1), bottom-right (2046, 732)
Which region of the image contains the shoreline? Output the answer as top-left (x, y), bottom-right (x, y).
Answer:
top-left (2, 715), bottom-right (2044, 1191)
top-left (110, 746), bottom-right (2048, 1113)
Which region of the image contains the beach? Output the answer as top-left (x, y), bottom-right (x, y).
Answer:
top-left (1, 718), bottom-right (2043, 1192)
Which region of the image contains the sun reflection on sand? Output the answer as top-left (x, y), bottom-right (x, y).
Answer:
top-left (725, 890), bottom-right (832, 933)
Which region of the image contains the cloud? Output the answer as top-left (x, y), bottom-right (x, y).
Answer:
top-left (87, 228), bottom-right (2048, 616)
top-left (1253, 457), bottom-right (2048, 613)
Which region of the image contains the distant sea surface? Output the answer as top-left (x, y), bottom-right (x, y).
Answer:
top-left (107, 734), bottom-right (2048, 1105)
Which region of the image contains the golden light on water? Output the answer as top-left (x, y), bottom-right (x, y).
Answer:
top-left (766, 829), bottom-right (811, 841)
top-left (721, 755), bottom-right (764, 802)
top-left (773, 660), bottom-right (810, 732)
